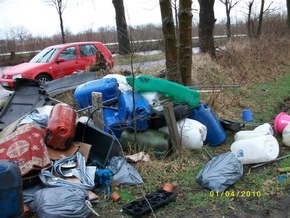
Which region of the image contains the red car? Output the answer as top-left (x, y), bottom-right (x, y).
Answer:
top-left (0, 41), bottom-right (114, 91)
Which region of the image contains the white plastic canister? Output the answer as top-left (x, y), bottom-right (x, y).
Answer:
top-left (140, 92), bottom-right (166, 112)
top-left (234, 123), bottom-right (274, 141)
top-left (282, 123), bottom-right (290, 146)
top-left (234, 130), bottom-right (269, 141)
top-left (230, 135), bottom-right (279, 164)
top-left (159, 118), bottom-right (207, 149)
top-left (253, 123), bottom-right (274, 135)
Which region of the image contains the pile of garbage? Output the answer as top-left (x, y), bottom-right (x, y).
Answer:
top-left (0, 73), bottom-right (289, 217)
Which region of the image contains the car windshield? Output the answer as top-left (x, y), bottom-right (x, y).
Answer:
top-left (29, 47), bottom-right (60, 63)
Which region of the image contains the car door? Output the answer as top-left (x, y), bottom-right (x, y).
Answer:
top-left (52, 46), bottom-right (78, 79)
top-left (76, 44), bottom-right (97, 71)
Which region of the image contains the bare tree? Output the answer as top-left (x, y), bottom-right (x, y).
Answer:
top-left (198, 0), bottom-right (216, 58)
top-left (159, 0), bottom-right (182, 84)
top-left (219, 0), bottom-right (240, 38)
top-left (112, 0), bottom-right (131, 54)
top-left (43, 0), bottom-right (67, 43)
top-left (10, 26), bottom-right (31, 48)
top-left (245, 0), bottom-right (273, 37)
top-left (178, 0), bottom-right (192, 85)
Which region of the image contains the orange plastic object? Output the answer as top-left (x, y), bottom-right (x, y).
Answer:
top-left (163, 183), bottom-right (174, 192)
top-left (45, 103), bottom-right (77, 150)
top-left (110, 191), bottom-right (121, 202)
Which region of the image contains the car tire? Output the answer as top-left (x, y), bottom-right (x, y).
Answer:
top-left (35, 74), bottom-right (52, 84)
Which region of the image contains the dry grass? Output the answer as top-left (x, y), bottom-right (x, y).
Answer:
top-left (190, 33), bottom-right (290, 120)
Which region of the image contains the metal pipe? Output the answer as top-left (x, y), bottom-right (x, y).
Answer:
top-left (251, 154), bottom-right (290, 169)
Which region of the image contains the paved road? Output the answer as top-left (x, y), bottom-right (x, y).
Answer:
top-left (113, 59), bottom-right (165, 71)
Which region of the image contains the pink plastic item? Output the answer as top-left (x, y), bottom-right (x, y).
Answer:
top-left (274, 112), bottom-right (290, 134)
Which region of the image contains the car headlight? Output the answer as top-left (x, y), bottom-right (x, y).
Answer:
top-left (12, 74), bottom-right (22, 79)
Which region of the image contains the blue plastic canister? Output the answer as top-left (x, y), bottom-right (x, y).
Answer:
top-left (74, 77), bottom-right (120, 109)
top-left (190, 102), bottom-right (226, 146)
top-left (103, 108), bottom-right (124, 138)
top-left (0, 160), bottom-right (24, 218)
top-left (118, 90), bottom-right (151, 131)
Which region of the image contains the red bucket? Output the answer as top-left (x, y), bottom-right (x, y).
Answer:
top-left (274, 112), bottom-right (290, 134)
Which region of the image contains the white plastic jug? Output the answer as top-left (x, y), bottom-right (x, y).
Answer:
top-left (230, 135), bottom-right (279, 164)
top-left (141, 92), bottom-right (166, 112)
top-left (282, 123), bottom-right (290, 146)
top-left (159, 118), bottom-right (207, 149)
top-left (253, 123), bottom-right (274, 135)
top-left (235, 123), bottom-right (273, 141)
top-left (234, 130), bottom-right (269, 141)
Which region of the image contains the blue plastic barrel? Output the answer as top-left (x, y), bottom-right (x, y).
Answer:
top-left (118, 90), bottom-right (151, 131)
top-left (103, 108), bottom-right (123, 138)
top-left (190, 102), bottom-right (226, 146)
top-left (0, 160), bottom-right (24, 218)
top-left (74, 77), bottom-right (120, 109)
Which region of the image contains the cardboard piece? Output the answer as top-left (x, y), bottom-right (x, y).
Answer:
top-left (47, 141), bottom-right (92, 162)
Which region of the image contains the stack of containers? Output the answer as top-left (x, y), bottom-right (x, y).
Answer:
top-left (118, 90), bottom-right (151, 131)
top-left (230, 123), bottom-right (279, 164)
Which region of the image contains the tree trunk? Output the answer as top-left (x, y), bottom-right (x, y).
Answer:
top-left (219, 0), bottom-right (239, 38)
top-left (287, 0), bottom-right (290, 30)
top-left (198, 0), bottom-right (216, 59)
top-left (59, 11), bottom-right (65, 43)
top-left (159, 0), bottom-right (182, 84)
top-left (112, 0), bottom-right (131, 55)
top-left (247, 1), bottom-right (253, 38)
top-left (178, 0), bottom-right (192, 86)
top-left (257, 0), bottom-right (265, 36)
top-left (225, 1), bottom-right (231, 38)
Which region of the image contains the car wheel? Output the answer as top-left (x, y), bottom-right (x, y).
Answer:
top-left (35, 74), bottom-right (52, 84)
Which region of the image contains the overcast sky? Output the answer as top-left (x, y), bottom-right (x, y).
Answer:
top-left (0, 0), bottom-right (286, 37)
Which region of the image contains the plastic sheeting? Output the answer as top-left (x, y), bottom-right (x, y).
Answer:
top-left (39, 152), bottom-right (95, 190)
top-left (31, 186), bottom-right (91, 218)
top-left (196, 151), bottom-right (243, 192)
top-left (107, 156), bottom-right (144, 186)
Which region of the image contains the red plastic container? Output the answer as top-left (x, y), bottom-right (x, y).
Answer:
top-left (45, 103), bottom-right (77, 150)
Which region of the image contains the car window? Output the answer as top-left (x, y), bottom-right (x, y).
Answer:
top-left (30, 48), bottom-right (59, 63)
top-left (79, 44), bottom-right (97, 57)
top-left (59, 46), bottom-right (77, 61)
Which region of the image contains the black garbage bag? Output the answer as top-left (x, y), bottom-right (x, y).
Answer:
top-left (196, 151), bottom-right (243, 192)
top-left (31, 186), bottom-right (91, 218)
